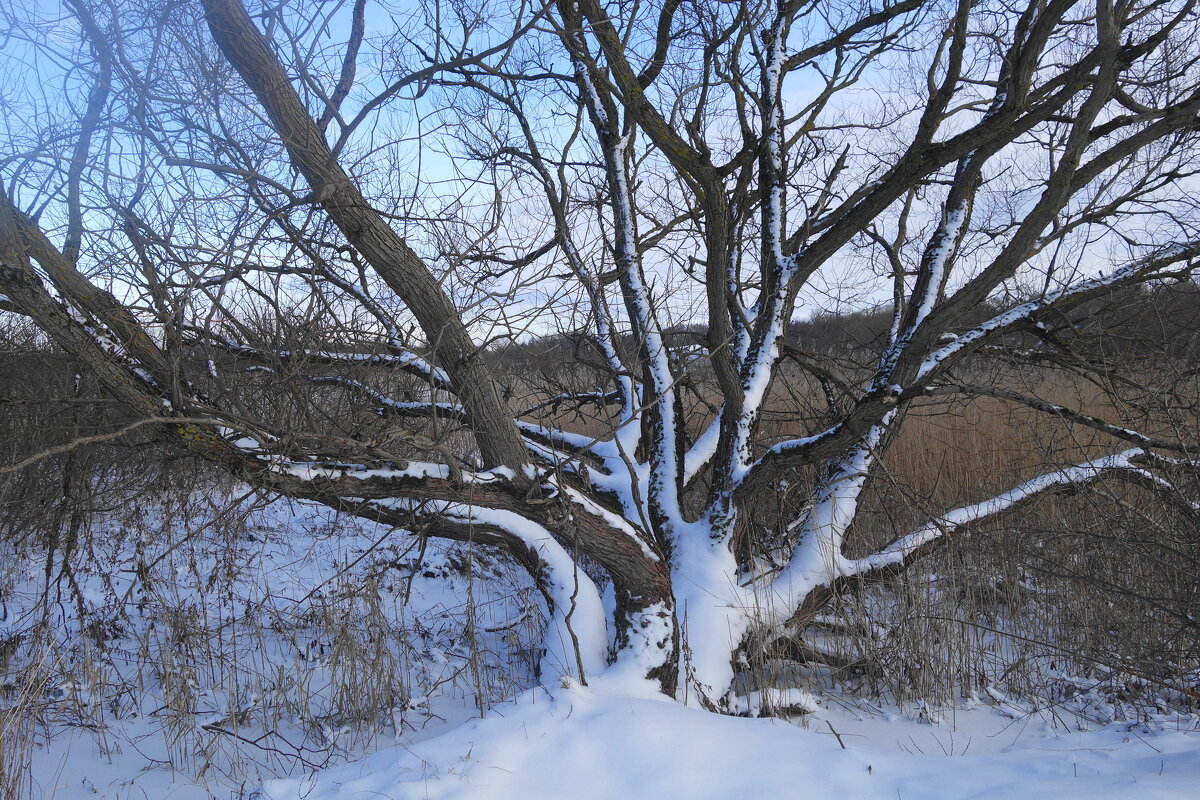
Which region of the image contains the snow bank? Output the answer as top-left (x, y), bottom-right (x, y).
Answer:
top-left (261, 678), bottom-right (1200, 800)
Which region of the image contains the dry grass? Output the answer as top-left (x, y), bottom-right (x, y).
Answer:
top-left (0, 472), bottom-right (544, 798)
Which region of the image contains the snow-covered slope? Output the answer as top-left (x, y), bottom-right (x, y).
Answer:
top-left (8, 490), bottom-right (1197, 799)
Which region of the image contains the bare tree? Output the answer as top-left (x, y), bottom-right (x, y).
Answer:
top-left (1, 0), bottom-right (1198, 706)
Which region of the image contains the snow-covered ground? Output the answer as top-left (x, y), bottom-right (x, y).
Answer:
top-left (34, 677), bottom-right (1200, 799)
top-left (5, 488), bottom-right (1197, 799)
top-left (260, 679), bottom-right (1200, 800)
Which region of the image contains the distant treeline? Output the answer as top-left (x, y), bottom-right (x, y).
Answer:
top-left (492, 279), bottom-right (1200, 369)
top-left (0, 280), bottom-right (1195, 398)
top-left (790, 279), bottom-right (1200, 360)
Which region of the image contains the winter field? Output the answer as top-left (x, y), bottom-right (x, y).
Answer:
top-left (4, 486), bottom-right (1197, 800)
top-left (7, 0), bottom-right (1200, 795)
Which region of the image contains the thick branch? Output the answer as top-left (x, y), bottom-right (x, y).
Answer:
top-left (201, 0), bottom-right (527, 470)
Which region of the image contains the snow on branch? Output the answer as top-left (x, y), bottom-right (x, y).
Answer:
top-left (846, 448), bottom-right (1164, 575)
top-left (195, 331), bottom-right (453, 390)
top-left (684, 414), bottom-right (722, 484)
top-left (569, 34), bottom-right (685, 531)
top-left (309, 375), bottom-right (467, 418)
top-left (270, 457), bottom-right (517, 495)
top-left (305, 375), bottom-right (617, 474)
top-left (751, 423), bottom-right (844, 473)
top-left (519, 389), bottom-right (625, 418)
top-left (918, 241), bottom-right (1200, 379)
top-left (515, 421), bottom-right (606, 457)
top-left (369, 497), bottom-right (608, 681)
